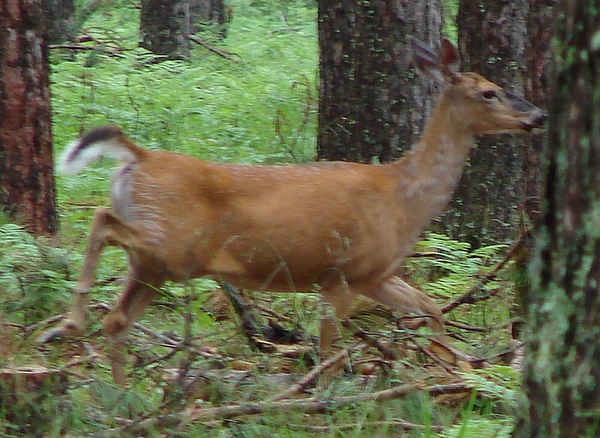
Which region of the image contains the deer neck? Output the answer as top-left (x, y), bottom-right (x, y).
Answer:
top-left (391, 91), bottom-right (476, 230)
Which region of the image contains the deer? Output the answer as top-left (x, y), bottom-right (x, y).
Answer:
top-left (39, 38), bottom-right (546, 385)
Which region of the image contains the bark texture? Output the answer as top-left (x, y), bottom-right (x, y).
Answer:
top-left (44, 0), bottom-right (75, 44)
top-left (522, 0), bottom-right (554, 223)
top-left (140, 0), bottom-right (227, 59)
top-left (515, 2), bottom-right (600, 436)
top-left (317, 0), bottom-right (443, 163)
top-left (436, 0), bottom-right (529, 248)
top-left (0, 0), bottom-right (58, 236)
top-left (513, 0), bottom-right (555, 316)
top-left (140, 0), bottom-right (192, 59)
top-left (191, 0), bottom-right (227, 37)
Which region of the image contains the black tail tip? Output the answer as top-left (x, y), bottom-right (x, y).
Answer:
top-left (79, 125), bottom-right (124, 145)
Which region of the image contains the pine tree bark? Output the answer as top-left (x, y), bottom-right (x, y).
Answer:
top-left (140, 0), bottom-right (192, 59)
top-left (512, 1), bottom-right (555, 317)
top-left (523, 0), bottom-right (554, 223)
top-left (317, 0), bottom-right (443, 163)
top-left (191, 0), bottom-right (227, 37)
top-left (0, 0), bottom-right (58, 236)
top-left (44, 0), bottom-right (75, 44)
top-left (437, 0), bottom-right (529, 248)
top-left (515, 2), bottom-right (600, 436)
top-left (140, 0), bottom-right (227, 60)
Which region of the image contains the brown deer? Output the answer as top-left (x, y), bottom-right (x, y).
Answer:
top-left (40, 38), bottom-right (546, 385)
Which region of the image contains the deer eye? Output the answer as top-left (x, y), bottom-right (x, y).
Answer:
top-left (482, 90), bottom-right (498, 100)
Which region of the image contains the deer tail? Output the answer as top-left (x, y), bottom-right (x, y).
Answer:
top-left (58, 125), bottom-right (147, 175)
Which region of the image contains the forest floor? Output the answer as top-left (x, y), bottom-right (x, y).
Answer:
top-left (1, 224), bottom-right (525, 437)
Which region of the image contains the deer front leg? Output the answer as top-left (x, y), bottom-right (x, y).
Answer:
top-left (363, 276), bottom-right (446, 333)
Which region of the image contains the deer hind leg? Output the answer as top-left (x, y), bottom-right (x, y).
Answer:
top-left (320, 285), bottom-right (358, 356)
top-left (315, 284), bottom-right (359, 387)
top-left (38, 207), bottom-right (152, 342)
top-left (362, 276), bottom-right (445, 333)
top-left (103, 271), bottom-right (163, 385)
top-left (318, 281), bottom-right (357, 389)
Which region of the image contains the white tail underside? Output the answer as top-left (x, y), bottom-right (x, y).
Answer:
top-left (59, 138), bottom-right (137, 175)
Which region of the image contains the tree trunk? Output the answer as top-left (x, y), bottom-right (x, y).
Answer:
top-left (511, 1), bottom-right (555, 317)
top-left (0, 0), bottom-right (58, 236)
top-left (522, 1), bottom-right (554, 224)
top-left (44, 0), bottom-right (75, 44)
top-left (191, 0), bottom-right (228, 38)
top-left (437, 0), bottom-right (529, 248)
top-left (515, 2), bottom-right (600, 437)
top-left (317, 0), bottom-right (443, 163)
top-left (140, 0), bottom-right (192, 59)
top-left (140, 0), bottom-right (227, 60)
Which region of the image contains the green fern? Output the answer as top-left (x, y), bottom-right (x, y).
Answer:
top-left (408, 233), bottom-right (509, 299)
top-left (0, 224), bottom-right (73, 323)
top-left (459, 366), bottom-right (519, 410)
top-left (439, 366), bottom-right (519, 438)
top-left (440, 418), bottom-right (513, 438)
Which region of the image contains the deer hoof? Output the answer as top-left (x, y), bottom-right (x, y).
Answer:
top-left (37, 321), bottom-right (83, 343)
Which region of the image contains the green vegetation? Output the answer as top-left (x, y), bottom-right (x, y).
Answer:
top-left (1, 0), bottom-right (523, 436)
top-left (51, 0), bottom-right (318, 166)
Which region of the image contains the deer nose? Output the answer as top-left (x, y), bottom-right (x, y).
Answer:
top-left (532, 111), bottom-right (547, 128)
top-left (523, 111), bottom-right (547, 132)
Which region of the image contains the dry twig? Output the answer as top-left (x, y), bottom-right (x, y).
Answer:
top-left (344, 318), bottom-right (400, 360)
top-left (108, 380), bottom-right (470, 435)
top-left (444, 319), bottom-right (491, 332)
top-left (186, 381), bottom-right (471, 421)
top-left (268, 343), bottom-right (367, 402)
top-left (188, 35), bottom-right (240, 62)
top-left (288, 419), bottom-right (444, 433)
top-left (409, 338), bottom-right (456, 374)
top-left (253, 302), bottom-right (293, 322)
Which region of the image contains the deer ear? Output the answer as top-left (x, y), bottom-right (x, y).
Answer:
top-left (411, 37), bottom-right (458, 83)
top-left (439, 38), bottom-right (460, 78)
top-left (411, 37), bottom-right (444, 82)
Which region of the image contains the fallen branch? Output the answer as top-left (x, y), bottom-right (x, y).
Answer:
top-left (444, 320), bottom-right (490, 332)
top-left (217, 281), bottom-right (306, 350)
top-left (49, 44), bottom-right (95, 51)
top-left (344, 318), bottom-right (400, 360)
top-left (49, 44), bottom-right (121, 55)
top-left (253, 302), bottom-right (293, 323)
top-left (27, 302), bottom-right (116, 335)
top-left (279, 11), bottom-right (294, 35)
top-left (409, 338), bottom-right (456, 374)
top-left (106, 380), bottom-right (470, 436)
top-left (1, 321), bottom-right (25, 331)
top-left (288, 419), bottom-right (443, 433)
top-left (187, 381), bottom-right (471, 421)
top-left (26, 314), bottom-right (68, 334)
top-left (188, 35), bottom-right (239, 62)
top-left (268, 343), bottom-right (367, 402)
top-left (217, 280), bottom-right (264, 350)
top-left (32, 302), bottom-right (220, 362)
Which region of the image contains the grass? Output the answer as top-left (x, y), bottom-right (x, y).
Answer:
top-left (51, 0), bottom-right (318, 165)
top-left (0, 0), bottom-right (523, 436)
